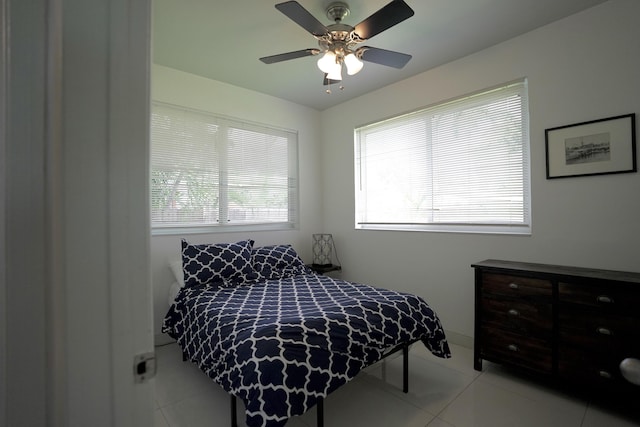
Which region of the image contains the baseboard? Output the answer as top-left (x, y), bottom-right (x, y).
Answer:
top-left (154, 333), bottom-right (176, 346)
top-left (443, 330), bottom-right (473, 349)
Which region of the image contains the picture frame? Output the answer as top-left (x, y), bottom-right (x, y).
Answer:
top-left (545, 113), bottom-right (636, 179)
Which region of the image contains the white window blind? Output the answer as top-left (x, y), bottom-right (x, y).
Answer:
top-left (355, 80), bottom-right (530, 234)
top-left (151, 102), bottom-right (298, 233)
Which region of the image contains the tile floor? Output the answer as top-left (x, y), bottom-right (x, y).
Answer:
top-left (154, 342), bottom-right (640, 427)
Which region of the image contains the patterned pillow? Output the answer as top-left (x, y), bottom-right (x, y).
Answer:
top-left (251, 244), bottom-right (310, 280)
top-left (181, 239), bottom-right (257, 288)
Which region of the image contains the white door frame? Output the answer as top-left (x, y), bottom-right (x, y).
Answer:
top-left (0, 0), bottom-right (7, 423)
top-left (1, 0), bottom-right (154, 426)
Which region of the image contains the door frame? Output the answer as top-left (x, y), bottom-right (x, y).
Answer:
top-left (1, 0), bottom-right (154, 425)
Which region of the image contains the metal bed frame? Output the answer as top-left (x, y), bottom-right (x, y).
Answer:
top-left (226, 339), bottom-right (416, 427)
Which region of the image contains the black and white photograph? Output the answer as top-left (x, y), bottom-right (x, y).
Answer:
top-left (564, 132), bottom-right (611, 165)
top-left (546, 113), bottom-right (636, 179)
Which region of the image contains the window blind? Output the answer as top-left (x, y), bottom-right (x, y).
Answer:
top-left (355, 80), bottom-right (530, 234)
top-left (151, 102), bottom-right (298, 231)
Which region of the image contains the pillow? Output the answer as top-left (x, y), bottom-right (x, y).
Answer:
top-left (181, 239), bottom-right (257, 287)
top-left (251, 244), bottom-right (310, 280)
top-left (169, 260), bottom-right (185, 287)
top-left (167, 281), bottom-right (182, 306)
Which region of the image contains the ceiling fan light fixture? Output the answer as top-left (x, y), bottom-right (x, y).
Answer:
top-left (344, 53), bottom-right (363, 75)
top-left (326, 64), bottom-right (343, 81)
top-left (317, 51), bottom-right (337, 73)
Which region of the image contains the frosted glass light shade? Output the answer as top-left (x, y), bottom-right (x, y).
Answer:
top-left (344, 53), bottom-right (363, 75)
top-left (326, 63), bottom-right (342, 81)
top-left (317, 51), bottom-right (337, 73)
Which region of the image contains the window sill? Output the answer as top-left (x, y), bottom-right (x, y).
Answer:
top-left (356, 223), bottom-right (531, 236)
top-left (152, 222), bottom-right (296, 236)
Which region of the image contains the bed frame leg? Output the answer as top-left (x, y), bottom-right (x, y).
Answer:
top-left (229, 394), bottom-right (321, 427)
top-left (402, 343), bottom-right (409, 393)
top-left (230, 395), bottom-right (237, 427)
top-left (317, 397), bottom-right (324, 427)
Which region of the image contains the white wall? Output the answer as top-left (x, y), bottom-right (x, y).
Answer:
top-left (151, 65), bottom-right (323, 340)
top-left (319, 0), bottom-right (640, 341)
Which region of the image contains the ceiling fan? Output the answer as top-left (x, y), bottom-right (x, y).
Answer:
top-left (259, 0), bottom-right (415, 88)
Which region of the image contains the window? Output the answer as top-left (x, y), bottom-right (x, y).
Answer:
top-left (355, 80), bottom-right (530, 234)
top-left (151, 102), bottom-right (298, 234)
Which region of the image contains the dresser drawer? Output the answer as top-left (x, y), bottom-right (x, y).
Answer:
top-left (480, 327), bottom-right (552, 374)
top-left (481, 297), bottom-right (552, 337)
top-left (482, 273), bottom-right (552, 298)
top-left (558, 344), bottom-right (640, 391)
top-left (559, 308), bottom-right (640, 353)
top-left (559, 282), bottom-right (640, 312)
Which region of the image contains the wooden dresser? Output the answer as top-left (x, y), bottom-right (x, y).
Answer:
top-left (473, 259), bottom-right (640, 395)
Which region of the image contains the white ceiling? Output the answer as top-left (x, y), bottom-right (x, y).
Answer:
top-left (153, 0), bottom-right (607, 111)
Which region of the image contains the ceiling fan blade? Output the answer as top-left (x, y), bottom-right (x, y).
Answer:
top-left (275, 1), bottom-right (329, 37)
top-left (353, 0), bottom-right (414, 41)
top-left (359, 46), bottom-right (412, 69)
top-left (260, 48), bottom-right (320, 64)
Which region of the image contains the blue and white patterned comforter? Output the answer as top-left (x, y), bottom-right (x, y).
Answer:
top-left (162, 273), bottom-right (450, 427)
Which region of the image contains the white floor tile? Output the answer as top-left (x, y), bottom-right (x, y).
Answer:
top-left (438, 379), bottom-right (585, 427)
top-left (412, 343), bottom-right (481, 379)
top-left (582, 402), bottom-right (640, 427)
top-left (425, 417), bottom-right (456, 427)
top-left (296, 376), bottom-right (434, 427)
top-left (155, 409), bottom-right (170, 427)
top-left (161, 389), bottom-right (241, 427)
top-left (359, 348), bottom-right (475, 415)
top-left (154, 342), bottom-right (640, 427)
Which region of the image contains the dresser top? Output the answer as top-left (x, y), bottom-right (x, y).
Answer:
top-left (472, 259), bottom-right (640, 284)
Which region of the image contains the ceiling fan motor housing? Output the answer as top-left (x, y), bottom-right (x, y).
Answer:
top-left (322, 2), bottom-right (356, 59)
top-left (326, 2), bottom-right (350, 22)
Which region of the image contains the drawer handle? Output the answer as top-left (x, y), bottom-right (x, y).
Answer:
top-left (507, 344), bottom-right (519, 352)
top-left (508, 309), bottom-right (520, 316)
top-left (596, 295), bottom-right (614, 304)
top-left (598, 370), bottom-right (613, 379)
top-left (596, 327), bottom-right (613, 336)
top-left (509, 283), bottom-right (519, 289)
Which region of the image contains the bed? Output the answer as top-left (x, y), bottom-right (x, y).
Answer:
top-left (163, 239), bottom-right (451, 427)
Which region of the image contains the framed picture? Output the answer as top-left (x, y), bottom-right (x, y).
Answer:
top-left (545, 113), bottom-right (636, 179)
